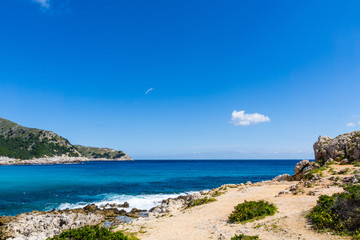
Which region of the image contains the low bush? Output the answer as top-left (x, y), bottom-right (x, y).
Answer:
top-left (231, 234), bottom-right (259, 240)
top-left (228, 200), bottom-right (277, 223)
top-left (211, 190), bottom-right (225, 197)
top-left (186, 197), bottom-right (216, 208)
top-left (306, 168), bottom-right (324, 180)
top-left (307, 184), bottom-right (360, 238)
top-left (47, 225), bottom-right (139, 240)
top-left (353, 161), bottom-right (360, 167)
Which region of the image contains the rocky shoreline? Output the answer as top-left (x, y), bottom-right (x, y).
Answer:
top-left (0, 202), bottom-right (146, 240)
top-left (0, 156), bottom-right (133, 166)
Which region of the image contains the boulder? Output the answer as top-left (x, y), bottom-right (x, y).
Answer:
top-left (294, 160), bottom-right (310, 175)
top-left (117, 202), bottom-right (130, 208)
top-left (340, 159), bottom-right (349, 165)
top-left (83, 204), bottom-right (99, 213)
top-left (273, 174), bottom-right (292, 181)
top-left (150, 193), bottom-right (202, 216)
top-left (291, 160), bottom-right (310, 180)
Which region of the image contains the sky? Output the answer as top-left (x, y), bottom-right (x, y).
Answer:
top-left (1, 0), bottom-right (360, 159)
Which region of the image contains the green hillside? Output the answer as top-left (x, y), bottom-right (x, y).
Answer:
top-left (75, 145), bottom-right (126, 159)
top-left (0, 118), bottom-right (130, 160)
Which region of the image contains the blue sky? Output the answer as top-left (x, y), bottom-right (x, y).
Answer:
top-left (1, 0), bottom-right (360, 159)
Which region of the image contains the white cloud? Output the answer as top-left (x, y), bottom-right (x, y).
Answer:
top-left (230, 110), bottom-right (270, 126)
top-left (346, 121), bottom-right (360, 127)
top-left (346, 122), bottom-right (356, 127)
top-left (145, 88), bottom-right (153, 94)
top-left (32, 0), bottom-right (50, 8)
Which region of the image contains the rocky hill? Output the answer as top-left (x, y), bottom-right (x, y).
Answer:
top-left (314, 131), bottom-right (360, 165)
top-left (0, 117), bottom-right (132, 162)
top-left (75, 145), bottom-right (128, 160)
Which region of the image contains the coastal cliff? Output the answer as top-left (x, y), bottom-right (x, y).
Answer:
top-left (314, 131), bottom-right (360, 165)
top-left (0, 117), bottom-right (132, 165)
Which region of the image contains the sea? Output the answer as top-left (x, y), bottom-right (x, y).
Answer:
top-left (0, 160), bottom-right (299, 216)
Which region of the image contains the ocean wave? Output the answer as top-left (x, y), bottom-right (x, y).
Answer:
top-left (57, 191), bottom-right (200, 211)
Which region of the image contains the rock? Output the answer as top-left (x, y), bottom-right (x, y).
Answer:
top-left (101, 208), bottom-right (127, 219)
top-left (313, 131), bottom-right (360, 165)
top-left (291, 160), bottom-right (310, 180)
top-left (276, 190), bottom-right (290, 196)
top-left (352, 174), bottom-right (360, 184)
top-left (118, 202), bottom-right (130, 208)
top-left (246, 181), bottom-right (252, 185)
top-left (340, 159), bottom-right (349, 165)
top-left (307, 191), bottom-right (316, 196)
top-left (83, 204), bottom-right (99, 213)
top-left (294, 160), bottom-right (310, 175)
top-left (273, 174), bottom-right (292, 181)
top-left (150, 193), bottom-right (202, 216)
top-left (338, 169), bottom-right (349, 175)
top-left (0, 216), bottom-right (14, 226)
top-left (289, 185), bottom-right (297, 192)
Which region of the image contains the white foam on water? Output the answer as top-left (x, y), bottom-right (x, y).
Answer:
top-left (57, 191), bottom-right (200, 211)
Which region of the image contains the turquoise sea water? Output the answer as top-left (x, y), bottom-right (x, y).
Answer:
top-left (0, 160), bottom-right (299, 216)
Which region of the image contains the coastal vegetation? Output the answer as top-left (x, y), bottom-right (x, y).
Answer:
top-left (0, 135), bottom-right (79, 160)
top-left (231, 234), bottom-right (260, 240)
top-left (229, 200), bottom-right (277, 223)
top-left (74, 145), bottom-right (126, 160)
top-left (308, 184), bottom-right (360, 238)
top-left (186, 197), bottom-right (216, 208)
top-left (211, 190), bottom-right (226, 197)
top-left (47, 225), bottom-right (139, 240)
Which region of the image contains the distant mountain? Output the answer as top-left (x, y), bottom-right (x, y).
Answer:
top-left (0, 117), bottom-right (132, 161)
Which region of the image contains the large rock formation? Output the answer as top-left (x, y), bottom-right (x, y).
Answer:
top-left (314, 131), bottom-right (360, 165)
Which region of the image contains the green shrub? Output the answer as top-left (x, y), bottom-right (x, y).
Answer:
top-left (47, 225), bottom-right (139, 240)
top-left (186, 197), bottom-right (216, 208)
top-left (307, 184), bottom-right (360, 238)
top-left (353, 161), bottom-right (360, 167)
top-left (211, 190), bottom-right (225, 197)
top-left (228, 200), bottom-right (277, 223)
top-left (306, 168), bottom-right (324, 180)
top-left (231, 234), bottom-right (259, 240)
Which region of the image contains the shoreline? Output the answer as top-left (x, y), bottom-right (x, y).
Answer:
top-left (0, 156), bottom-right (133, 166)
